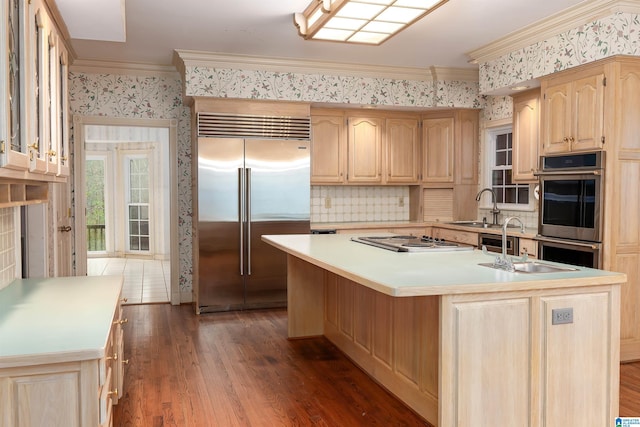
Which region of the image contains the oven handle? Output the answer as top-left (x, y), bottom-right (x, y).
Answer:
top-left (534, 170), bottom-right (602, 176)
top-left (536, 236), bottom-right (600, 249)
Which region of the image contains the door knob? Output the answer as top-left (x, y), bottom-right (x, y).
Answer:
top-left (58, 225), bottom-right (72, 232)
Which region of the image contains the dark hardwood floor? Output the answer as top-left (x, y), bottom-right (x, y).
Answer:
top-left (114, 303), bottom-right (640, 426)
top-left (114, 304), bottom-right (431, 426)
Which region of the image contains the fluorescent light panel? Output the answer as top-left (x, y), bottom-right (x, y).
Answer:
top-left (294, 0), bottom-right (448, 45)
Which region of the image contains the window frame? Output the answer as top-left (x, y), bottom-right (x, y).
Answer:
top-left (482, 123), bottom-right (534, 211)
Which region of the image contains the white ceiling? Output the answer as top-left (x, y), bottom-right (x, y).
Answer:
top-left (57, 0), bottom-right (588, 69)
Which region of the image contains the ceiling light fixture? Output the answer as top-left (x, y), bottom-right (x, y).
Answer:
top-left (294, 0), bottom-right (449, 45)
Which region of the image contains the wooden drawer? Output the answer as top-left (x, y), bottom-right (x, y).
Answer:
top-left (432, 228), bottom-right (478, 246)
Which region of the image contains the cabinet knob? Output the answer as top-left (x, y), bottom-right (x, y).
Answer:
top-left (569, 136), bottom-right (575, 143)
top-left (108, 388), bottom-right (118, 397)
top-left (107, 353), bottom-right (118, 361)
top-left (563, 137), bottom-right (569, 143)
top-left (120, 297), bottom-right (128, 303)
top-left (114, 318), bottom-right (129, 325)
top-left (123, 359), bottom-right (130, 365)
top-left (28, 143), bottom-right (39, 151)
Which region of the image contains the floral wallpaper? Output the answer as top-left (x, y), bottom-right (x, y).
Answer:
top-left (184, 66), bottom-right (483, 109)
top-left (481, 96), bottom-right (512, 122)
top-left (481, 11), bottom-right (640, 93)
top-left (68, 72), bottom-right (194, 302)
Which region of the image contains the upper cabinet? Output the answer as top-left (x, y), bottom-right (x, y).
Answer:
top-left (386, 118), bottom-right (419, 183)
top-left (0, 0), bottom-right (69, 180)
top-left (310, 110), bottom-right (421, 185)
top-left (511, 89), bottom-right (540, 182)
top-left (1, 0), bottom-right (29, 171)
top-left (422, 116), bottom-right (454, 183)
top-left (346, 116), bottom-right (384, 183)
top-left (454, 110), bottom-right (478, 186)
top-left (541, 67), bottom-right (605, 154)
top-left (311, 114), bottom-right (346, 184)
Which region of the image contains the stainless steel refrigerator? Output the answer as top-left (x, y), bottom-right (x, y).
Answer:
top-left (196, 137), bottom-right (310, 313)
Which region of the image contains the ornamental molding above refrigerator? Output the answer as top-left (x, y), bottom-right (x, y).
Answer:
top-left (194, 113), bottom-right (311, 313)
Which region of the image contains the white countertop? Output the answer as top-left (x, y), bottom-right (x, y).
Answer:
top-left (0, 275), bottom-right (123, 368)
top-left (263, 234), bottom-right (625, 297)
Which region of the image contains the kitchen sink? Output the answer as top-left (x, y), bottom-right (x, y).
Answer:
top-left (479, 261), bottom-right (578, 274)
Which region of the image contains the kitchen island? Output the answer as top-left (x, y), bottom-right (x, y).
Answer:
top-left (263, 233), bottom-right (626, 427)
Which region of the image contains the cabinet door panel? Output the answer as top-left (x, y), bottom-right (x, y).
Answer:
top-left (422, 118), bottom-right (454, 183)
top-left (542, 82), bottom-right (572, 154)
top-left (347, 117), bottom-right (383, 183)
top-left (452, 298), bottom-right (531, 426)
top-left (541, 293), bottom-right (611, 426)
top-left (572, 74), bottom-right (604, 151)
top-left (386, 118), bottom-right (419, 183)
top-left (311, 115), bottom-right (345, 184)
top-left (455, 111), bottom-right (478, 185)
top-left (512, 90), bottom-right (539, 182)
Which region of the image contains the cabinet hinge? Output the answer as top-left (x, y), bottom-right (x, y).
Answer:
top-left (0, 140), bottom-right (4, 154)
top-left (601, 136), bottom-right (605, 144)
top-left (603, 77), bottom-right (607, 87)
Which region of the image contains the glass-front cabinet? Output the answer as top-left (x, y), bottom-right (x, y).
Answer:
top-left (1, 0), bottom-right (69, 178)
top-left (1, 0), bottom-right (29, 170)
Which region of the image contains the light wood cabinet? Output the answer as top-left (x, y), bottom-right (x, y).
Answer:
top-left (386, 118), bottom-right (419, 183)
top-left (346, 116), bottom-right (384, 183)
top-left (432, 227), bottom-right (477, 247)
top-left (541, 56), bottom-right (640, 361)
top-left (518, 237), bottom-right (538, 258)
top-left (310, 110), bottom-right (421, 185)
top-left (310, 114), bottom-right (346, 184)
top-left (0, 277), bottom-right (126, 427)
top-left (541, 69), bottom-right (605, 154)
top-left (0, 0), bottom-right (69, 182)
top-left (422, 117), bottom-right (454, 183)
top-left (454, 110), bottom-right (479, 186)
top-left (597, 57), bottom-right (640, 361)
top-left (511, 89), bottom-right (540, 182)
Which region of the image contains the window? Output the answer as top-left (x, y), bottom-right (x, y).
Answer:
top-left (486, 126), bottom-right (531, 208)
top-left (126, 156), bottom-right (150, 252)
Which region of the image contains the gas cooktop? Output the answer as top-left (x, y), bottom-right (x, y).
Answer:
top-left (350, 235), bottom-right (474, 253)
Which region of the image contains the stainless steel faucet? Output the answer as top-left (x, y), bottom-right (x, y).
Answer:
top-left (494, 216), bottom-right (526, 272)
top-left (476, 188), bottom-right (500, 225)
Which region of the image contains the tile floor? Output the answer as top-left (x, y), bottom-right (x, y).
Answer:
top-left (87, 258), bottom-right (170, 305)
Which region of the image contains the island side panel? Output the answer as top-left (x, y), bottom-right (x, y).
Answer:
top-left (439, 284), bottom-right (621, 427)
top-left (324, 273), bottom-right (440, 426)
top-left (287, 255), bottom-right (325, 338)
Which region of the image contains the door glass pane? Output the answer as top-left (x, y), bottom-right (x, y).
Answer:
top-left (86, 159), bottom-right (106, 251)
top-left (127, 157), bottom-right (150, 252)
top-left (8, 0), bottom-right (22, 152)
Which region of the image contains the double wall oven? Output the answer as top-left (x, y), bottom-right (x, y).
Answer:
top-left (536, 151), bottom-right (604, 268)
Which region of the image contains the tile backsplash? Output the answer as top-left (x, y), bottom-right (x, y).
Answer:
top-left (311, 186), bottom-right (410, 223)
top-left (0, 207), bottom-right (16, 290)
top-left (478, 207), bottom-right (538, 231)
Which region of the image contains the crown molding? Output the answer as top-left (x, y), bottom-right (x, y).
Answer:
top-left (70, 59), bottom-right (179, 77)
top-left (174, 49), bottom-right (478, 82)
top-left (467, 0), bottom-right (640, 64)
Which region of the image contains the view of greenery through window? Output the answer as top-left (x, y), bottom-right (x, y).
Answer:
top-left (86, 159), bottom-right (106, 251)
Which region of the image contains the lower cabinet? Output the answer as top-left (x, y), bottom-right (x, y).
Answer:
top-left (441, 287), bottom-right (618, 426)
top-left (0, 299), bottom-right (126, 427)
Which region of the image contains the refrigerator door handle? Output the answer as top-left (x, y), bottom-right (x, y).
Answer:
top-left (246, 167), bottom-right (252, 275)
top-left (238, 167), bottom-right (244, 275)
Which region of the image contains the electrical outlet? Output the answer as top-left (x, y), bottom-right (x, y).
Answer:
top-left (552, 307), bottom-right (573, 325)
top-left (324, 197), bottom-right (332, 209)
top-left (398, 196), bottom-right (404, 207)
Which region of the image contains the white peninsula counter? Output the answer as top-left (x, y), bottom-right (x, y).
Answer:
top-left (263, 233), bottom-right (626, 427)
top-left (0, 276), bottom-right (126, 427)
